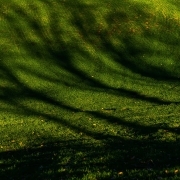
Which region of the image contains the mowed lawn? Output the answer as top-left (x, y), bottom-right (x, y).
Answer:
top-left (1, 0), bottom-right (180, 179)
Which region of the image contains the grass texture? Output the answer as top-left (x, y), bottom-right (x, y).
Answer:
top-left (1, 0), bottom-right (180, 179)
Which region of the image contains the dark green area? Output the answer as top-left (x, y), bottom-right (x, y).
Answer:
top-left (0, 0), bottom-right (180, 179)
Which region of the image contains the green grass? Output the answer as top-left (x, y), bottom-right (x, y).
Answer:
top-left (1, 0), bottom-right (180, 179)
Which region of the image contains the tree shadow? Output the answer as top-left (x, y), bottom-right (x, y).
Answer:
top-left (1, 126), bottom-right (180, 179)
top-left (0, 0), bottom-right (180, 179)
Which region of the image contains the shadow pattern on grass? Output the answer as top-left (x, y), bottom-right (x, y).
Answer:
top-left (1, 137), bottom-right (180, 179)
top-left (0, 0), bottom-right (180, 179)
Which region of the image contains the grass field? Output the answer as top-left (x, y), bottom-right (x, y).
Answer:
top-left (1, 0), bottom-right (180, 179)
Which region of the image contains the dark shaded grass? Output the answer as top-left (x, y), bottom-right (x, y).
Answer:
top-left (1, 136), bottom-right (180, 179)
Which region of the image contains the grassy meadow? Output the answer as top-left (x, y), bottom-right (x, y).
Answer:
top-left (1, 0), bottom-right (180, 179)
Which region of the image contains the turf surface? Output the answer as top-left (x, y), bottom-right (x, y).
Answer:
top-left (0, 0), bottom-right (180, 179)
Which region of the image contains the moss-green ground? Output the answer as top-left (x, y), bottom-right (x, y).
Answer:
top-left (1, 0), bottom-right (180, 179)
